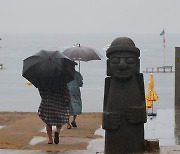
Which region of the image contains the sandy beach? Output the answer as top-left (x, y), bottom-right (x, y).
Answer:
top-left (0, 112), bottom-right (102, 151)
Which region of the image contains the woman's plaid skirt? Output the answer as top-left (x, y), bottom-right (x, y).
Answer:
top-left (38, 86), bottom-right (70, 126)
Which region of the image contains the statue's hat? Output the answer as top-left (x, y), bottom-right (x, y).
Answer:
top-left (106, 37), bottom-right (140, 58)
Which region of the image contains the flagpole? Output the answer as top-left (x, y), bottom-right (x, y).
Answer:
top-left (160, 28), bottom-right (166, 66)
top-left (164, 53), bottom-right (165, 66)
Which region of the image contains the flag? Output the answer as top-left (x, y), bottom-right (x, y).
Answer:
top-left (160, 29), bottom-right (165, 35)
top-left (160, 28), bottom-right (166, 48)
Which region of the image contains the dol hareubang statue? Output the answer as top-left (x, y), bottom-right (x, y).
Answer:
top-left (102, 37), bottom-right (147, 154)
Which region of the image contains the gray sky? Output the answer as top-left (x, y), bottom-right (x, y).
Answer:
top-left (0, 0), bottom-right (180, 34)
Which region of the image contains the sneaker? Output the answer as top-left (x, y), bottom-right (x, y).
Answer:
top-left (71, 121), bottom-right (77, 127)
top-left (54, 131), bottom-right (59, 144)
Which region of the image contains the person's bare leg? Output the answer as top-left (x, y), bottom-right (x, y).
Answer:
top-left (71, 115), bottom-right (77, 127)
top-left (73, 115), bottom-right (77, 122)
top-left (67, 117), bottom-right (72, 129)
top-left (54, 125), bottom-right (62, 144)
top-left (46, 124), bottom-right (53, 144)
top-left (56, 125), bottom-right (62, 133)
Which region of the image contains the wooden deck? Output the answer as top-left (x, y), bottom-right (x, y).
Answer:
top-left (143, 66), bottom-right (174, 73)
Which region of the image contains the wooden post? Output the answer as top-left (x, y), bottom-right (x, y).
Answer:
top-left (175, 47), bottom-right (180, 106)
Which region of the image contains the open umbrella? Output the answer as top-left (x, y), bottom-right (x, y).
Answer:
top-left (22, 50), bottom-right (76, 89)
top-left (62, 44), bottom-right (102, 72)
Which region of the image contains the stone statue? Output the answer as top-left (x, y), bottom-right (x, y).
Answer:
top-left (102, 37), bottom-right (147, 154)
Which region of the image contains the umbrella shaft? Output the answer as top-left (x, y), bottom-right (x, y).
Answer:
top-left (79, 60), bottom-right (80, 72)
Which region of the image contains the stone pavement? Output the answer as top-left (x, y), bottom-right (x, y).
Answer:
top-left (1, 108), bottom-right (180, 153)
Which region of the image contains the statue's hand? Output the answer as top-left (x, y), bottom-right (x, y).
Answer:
top-left (102, 112), bottom-right (121, 130)
top-left (126, 106), bottom-right (146, 124)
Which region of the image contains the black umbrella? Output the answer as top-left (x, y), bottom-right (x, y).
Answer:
top-left (22, 50), bottom-right (76, 89)
top-left (62, 44), bottom-right (102, 72)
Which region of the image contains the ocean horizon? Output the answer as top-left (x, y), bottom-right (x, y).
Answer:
top-left (0, 32), bottom-right (179, 112)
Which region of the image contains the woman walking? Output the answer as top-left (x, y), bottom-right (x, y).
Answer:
top-left (38, 85), bottom-right (70, 144)
top-left (67, 70), bottom-right (83, 129)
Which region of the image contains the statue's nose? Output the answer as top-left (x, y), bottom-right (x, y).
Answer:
top-left (118, 58), bottom-right (128, 69)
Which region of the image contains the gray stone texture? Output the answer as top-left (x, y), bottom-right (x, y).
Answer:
top-left (102, 37), bottom-right (146, 153)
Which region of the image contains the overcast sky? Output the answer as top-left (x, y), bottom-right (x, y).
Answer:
top-left (0, 0), bottom-right (180, 34)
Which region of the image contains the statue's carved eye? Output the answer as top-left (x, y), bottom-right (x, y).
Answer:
top-left (126, 57), bottom-right (135, 64)
top-left (110, 57), bottom-right (119, 64)
top-left (110, 57), bottom-right (135, 64)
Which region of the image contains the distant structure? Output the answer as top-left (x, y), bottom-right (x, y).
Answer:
top-left (143, 29), bottom-right (174, 73)
top-left (0, 64), bottom-right (3, 69)
top-left (143, 66), bottom-right (174, 73)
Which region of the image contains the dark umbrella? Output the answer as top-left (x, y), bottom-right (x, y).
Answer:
top-left (22, 50), bottom-right (76, 89)
top-left (62, 44), bottom-right (102, 72)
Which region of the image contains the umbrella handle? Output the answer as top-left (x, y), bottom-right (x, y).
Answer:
top-left (79, 60), bottom-right (80, 72)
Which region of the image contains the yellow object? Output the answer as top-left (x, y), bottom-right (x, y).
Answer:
top-left (146, 100), bottom-right (153, 108)
top-left (26, 80), bottom-right (32, 86)
top-left (145, 73), bottom-right (159, 108)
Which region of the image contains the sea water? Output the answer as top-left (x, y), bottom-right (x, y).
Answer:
top-left (0, 32), bottom-right (179, 112)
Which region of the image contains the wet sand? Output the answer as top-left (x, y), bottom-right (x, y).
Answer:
top-left (0, 112), bottom-right (102, 151)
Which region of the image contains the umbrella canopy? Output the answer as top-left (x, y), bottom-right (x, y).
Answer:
top-left (145, 73), bottom-right (159, 108)
top-left (62, 44), bottom-right (101, 61)
top-left (22, 50), bottom-right (76, 89)
top-left (62, 44), bottom-right (102, 72)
